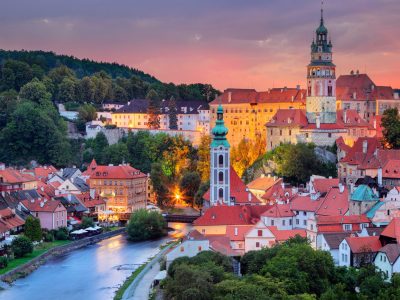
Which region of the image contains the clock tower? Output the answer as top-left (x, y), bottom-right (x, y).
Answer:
top-left (210, 104), bottom-right (231, 206)
top-left (306, 6), bottom-right (337, 124)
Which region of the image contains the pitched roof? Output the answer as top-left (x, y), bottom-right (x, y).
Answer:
top-left (336, 74), bottom-right (375, 101)
top-left (34, 166), bottom-right (57, 180)
top-left (345, 236), bottom-right (381, 253)
top-left (381, 218), bottom-right (400, 242)
top-left (312, 178), bottom-right (339, 194)
top-left (88, 164), bottom-right (146, 179)
top-left (266, 109), bottom-right (308, 127)
top-left (336, 136), bottom-right (351, 153)
top-left (75, 193), bottom-right (106, 208)
top-left (379, 244), bottom-right (400, 264)
top-left (210, 88), bottom-right (306, 106)
top-left (262, 203), bottom-right (294, 218)
top-left (267, 226), bottom-right (307, 242)
top-left (317, 215), bottom-right (370, 225)
top-left (316, 187), bottom-right (349, 216)
top-left (62, 168), bottom-right (80, 179)
top-left (225, 225), bottom-right (253, 241)
top-left (290, 195), bottom-right (320, 212)
top-left (247, 176), bottom-right (280, 191)
top-left (21, 199), bottom-right (65, 213)
top-left (322, 233), bottom-right (351, 249)
top-left (0, 169), bottom-right (36, 183)
top-left (261, 179), bottom-right (293, 202)
top-left (193, 205), bottom-right (269, 226)
top-left (382, 159), bottom-right (400, 179)
top-left (0, 208), bottom-right (25, 232)
top-left (351, 185), bottom-right (380, 202)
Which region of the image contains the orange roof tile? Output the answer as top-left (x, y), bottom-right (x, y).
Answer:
top-left (0, 169), bottom-right (36, 184)
top-left (262, 203), bottom-right (294, 218)
top-left (313, 178), bottom-right (339, 194)
top-left (381, 218), bottom-right (400, 242)
top-left (268, 226), bottom-right (307, 242)
top-left (21, 199), bottom-right (65, 213)
top-left (345, 236), bottom-right (381, 253)
top-left (247, 176), bottom-right (280, 191)
top-left (225, 225), bottom-right (253, 241)
top-left (88, 165), bottom-right (146, 179)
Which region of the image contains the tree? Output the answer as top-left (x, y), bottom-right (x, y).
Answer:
top-left (11, 236), bottom-right (33, 258)
top-left (127, 209), bottom-right (167, 241)
top-left (103, 143), bottom-right (129, 165)
top-left (1, 60), bottom-right (33, 91)
top-left (58, 77), bottom-right (77, 102)
top-left (197, 135), bottom-right (211, 181)
top-left (81, 217), bottom-right (94, 229)
top-left (179, 172), bottom-right (201, 206)
top-left (78, 76), bottom-right (95, 102)
top-left (194, 181), bottom-right (209, 208)
top-left (24, 216), bottom-right (42, 242)
top-left (19, 78), bottom-right (52, 105)
top-left (381, 107), bottom-right (400, 149)
top-left (168, 96), bottom-right (178, 130)
top-left (146, 89), bottom-right (161, 129)
top-left (150, 162), bottom-right (170, 207)
top-left (77, 103), bottom-right (97, 122)
top-left (0, 101), bottom-right (72, 166)
top-left (0, 89), bottom-right (19, 128)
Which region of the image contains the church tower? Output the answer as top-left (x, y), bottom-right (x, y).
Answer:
top-left (306, 6), bottom-right (337, 124)
top-left (210, 104), bottom-right (231, 206)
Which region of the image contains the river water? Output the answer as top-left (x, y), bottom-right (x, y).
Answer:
top-left (0, 223), bottom-right (191, 300)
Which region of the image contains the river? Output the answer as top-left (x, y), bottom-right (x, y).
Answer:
top-left (0, 223), bottom-right (191, 300)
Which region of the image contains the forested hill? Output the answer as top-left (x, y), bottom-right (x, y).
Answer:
top-left (0, 49), bottom-right (220, 103)
top-left (0, 49), bottom-right (158, 83)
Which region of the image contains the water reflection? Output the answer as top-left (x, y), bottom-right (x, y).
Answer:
top-left (0, 222), bottom-right (191, 300)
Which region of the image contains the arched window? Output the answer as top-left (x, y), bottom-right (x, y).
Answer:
top-left (219, 172), bottom-right (224, 183)
top-left (218, 188), bottom-right (224, 199)
top-left (218, 154), bottom-right (224, 166)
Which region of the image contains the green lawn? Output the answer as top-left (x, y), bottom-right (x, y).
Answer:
top-left (114, 264), bottom-right (146, 300)
top-left (0, 240), bottom-right (71, 275)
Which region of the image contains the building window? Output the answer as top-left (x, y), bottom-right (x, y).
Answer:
top-left (303, 220), bottom-right (307, 226)
top-left (344, 224), bottom-right (352, 231)
top-left (218, 188), bottom-right (224, 199)
top-left (256, 242), bottom-right (260, 248)
top-left (198, 246), bottom-right (202, 251)
top-left (296, 219), bottom-right (299, 225)
top-left (180, 246), bottom-right (184, 252)
top-left (218, 155), bottom-right (224, 166)
top-left (258, 230), bottom-right (262, 237)
top-left (218, 172), bottom-right (224, 183)
top-left (282, 220), bottom-right (286, 226)
top-left (280, 130), bottom-right (282, 136)
top-left (271, 220), bottom-right (275, 226)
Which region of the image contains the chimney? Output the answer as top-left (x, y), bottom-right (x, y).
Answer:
top-left (371, 85), bottom-right (375, 91)
top-left (353, 92), bottom-right (357, 99)
top-left (316, 116), bottom-right (321, 129)
top-left (350, 70), bottom-right (354, 75)
top-left (356, 70), bottom-right (359, 75)
top-left (339, 183), bottom-right (344, 193)
top-left (0, 163), bottom-right (5, 170)
top-left (362, 140), bottom-right (368, 154)
top-left (296, 85), bottom-right (300, 90)
top-left (247, 189), bottom-right (252, 202)
top-left (260, 174), bottom-right (265, 178)
top-left (40, 202), bottom-right (44, 208)
top-left (377, 168), bottom-right (383, 186)
top-left (234, 227), bottom-right (238, 236)
top-left (228, 92), bottom-right (232, 103)
top-left (90, 188), bottom-right (95, 199)
top-left (343, 110), bottom-right (347, 123)
top-left (373, 119), bottom-right (377, 129)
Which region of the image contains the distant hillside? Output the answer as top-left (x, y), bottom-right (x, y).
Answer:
top-left (0, 49), bottom-right (220, 103)
top-left (0, 49), bottom-right (159, 83)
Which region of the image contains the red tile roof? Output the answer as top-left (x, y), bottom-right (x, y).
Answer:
top-left (88, 164), bottom-right (146, 179)
top-left (76, 193), bottom-right (106, 208)
top-left (34, 166), bottom-right (58, 180)
top-left (266, 109), bottom-right (308, 127)
top-left (345, 236), bottom-right (381, 253)
top-left (340, 137), bottom-right (381, 166)
top-left (336, 137), bottom-right (351, 153)
top-left (247, 176), bottom-right (280, 191)
top-left (267, 226), bottom-right (307, 242)
top-left (315, 187), bottom-right (349, 216)
top-left (290, 195), bottom-right (320, 212)
top-left (193, 205), bottom-right (269, 226)
top-left (381, 218), bottom-right (400, 242)
top-left (225, 225), bottom-right (253, 241)
top-left (21, 199), bottom-right (65, 213)
top-left (382, 159), bottom-right (400, 179)
top-left (317, 215), bottom-right (370, 233)
top-left (36, 181), bottom-right (56, 199)
top-left (261, 179), bottom-right (294, 203)
top-left (210, 88), bottom-right (306, 106)
top-left (0, 169), bottom-right (36, 184)
top-left (379, 244), bottom-right (400, 264)
top-left (312, 178), bottom-right (339, 194)
top-left (0, 208), bottom-right (25, 232)
top-left (336, 74), bottom-right (375, 101)
top-left (262, 203), bottom-right (294, 218)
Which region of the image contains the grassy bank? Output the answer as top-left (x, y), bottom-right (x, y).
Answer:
top-left (114, 264), bottom-right (146, 300)
top-left (0, 240), bottom-right (71, 275)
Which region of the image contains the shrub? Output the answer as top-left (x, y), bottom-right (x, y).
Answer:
top-left (44, 232), bottom-right (54, 242)
top-left (81, 217), bottom-right (94, 229)
top-left (55, 227), bottom-right (69, 240)
top-left (0, 256), bottom-right (8, 269)
top-left (11, 236), bottom-right (33, 258)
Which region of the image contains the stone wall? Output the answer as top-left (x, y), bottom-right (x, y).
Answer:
top-left (1, 228), bottom-right (126, 283)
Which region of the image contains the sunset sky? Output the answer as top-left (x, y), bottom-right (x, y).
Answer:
top-left (1, 0), bottom-right (399, 91)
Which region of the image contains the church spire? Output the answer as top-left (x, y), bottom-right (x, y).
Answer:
top-left (320, 0), bottom-right (324, 26)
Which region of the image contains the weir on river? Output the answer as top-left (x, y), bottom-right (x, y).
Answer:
top-left (0, 223), bottom-right (191, 300)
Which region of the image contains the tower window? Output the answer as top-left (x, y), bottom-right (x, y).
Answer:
top-left (328, 86), bottom-right (333, 97)
top-left (218, 155), bottom-right (224, 167)
top-left (219, 172), bottom-right (224, 183)
top-left (218, 188), bottom-right (224, 200)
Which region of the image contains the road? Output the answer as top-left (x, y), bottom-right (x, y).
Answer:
top-left (0, 223), bottom-right (190, 300)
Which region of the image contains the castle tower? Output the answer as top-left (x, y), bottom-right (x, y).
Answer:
top-left (210, 104), bottom-right (231, 206)
top-left (306, 6), bottom-right (337, 124)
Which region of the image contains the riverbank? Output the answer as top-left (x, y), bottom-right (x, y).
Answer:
top-left (0, 228), bottom-right (126, 283)
top-left (120, 241), bottom-right (177, 300)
